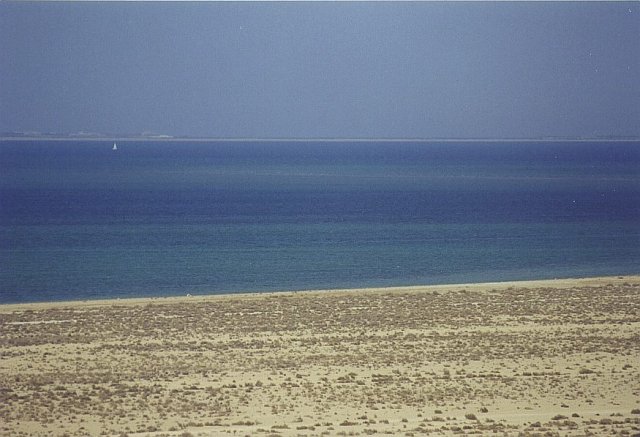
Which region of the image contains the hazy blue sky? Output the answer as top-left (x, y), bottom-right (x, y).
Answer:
top-left (1, 2), bottom-right (638, 139)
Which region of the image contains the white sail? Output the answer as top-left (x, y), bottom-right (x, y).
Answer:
top-left (112, 142), bottom-right (117, 151)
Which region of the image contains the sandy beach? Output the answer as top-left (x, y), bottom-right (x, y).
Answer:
top-left (1, 275), bottom-right (639, 436)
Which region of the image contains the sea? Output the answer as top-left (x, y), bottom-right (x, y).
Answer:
top-left (1, 140), bottom-right (639, 304)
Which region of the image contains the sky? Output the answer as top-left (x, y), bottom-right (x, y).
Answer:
top-left (1, 1), bottom-right (638, 139)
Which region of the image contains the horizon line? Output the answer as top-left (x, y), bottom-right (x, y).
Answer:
top-left (1, 136), bottom-right (639, 143)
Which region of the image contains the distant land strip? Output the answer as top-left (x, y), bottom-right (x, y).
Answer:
top-left (2, 135), bottom-right (639, 143)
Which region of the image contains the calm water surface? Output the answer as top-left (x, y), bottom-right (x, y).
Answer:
top-left (1, 140), bottom-right (639, 303)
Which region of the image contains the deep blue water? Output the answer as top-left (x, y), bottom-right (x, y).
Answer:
top-left (1, 140), bottom-right (639, 303)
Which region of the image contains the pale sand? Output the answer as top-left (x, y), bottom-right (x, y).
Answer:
top-left (1, 275), bottom-right (639, 436)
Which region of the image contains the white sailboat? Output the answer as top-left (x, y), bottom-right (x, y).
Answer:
top-left (112, 142), bottom-right (118, 151)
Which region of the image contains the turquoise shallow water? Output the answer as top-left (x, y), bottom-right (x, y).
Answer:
top-left (1, 140), bottom-right (639, 303)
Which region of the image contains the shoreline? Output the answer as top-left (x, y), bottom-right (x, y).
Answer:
top-left (2, 274), bottom-right (638, 312)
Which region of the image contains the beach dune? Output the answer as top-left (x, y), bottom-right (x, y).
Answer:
top-left (1, 276), bottom-right (639, 436)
